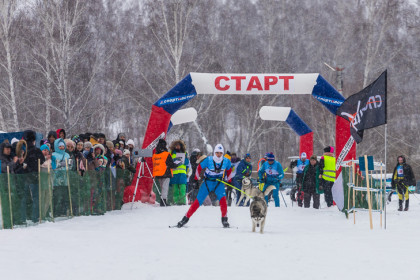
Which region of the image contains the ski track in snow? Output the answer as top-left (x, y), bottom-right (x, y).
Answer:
top-left (0, 195), bottom-right (419, 280)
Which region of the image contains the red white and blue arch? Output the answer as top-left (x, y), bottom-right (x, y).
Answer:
top-left (124, 73), bottom-right (355, 204)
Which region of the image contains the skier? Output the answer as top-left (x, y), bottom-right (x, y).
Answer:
top-left (258, 153), bottom-right (284, 207)
top-left (176, 144), bottom-right (232, 228)
top-left (289, 152), bottom-right (309, 207)
top-left (391, 155), bottom-right (415, 211)
top-left (319, 146), bottom-right (335, 207)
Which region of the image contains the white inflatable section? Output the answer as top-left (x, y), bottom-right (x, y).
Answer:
top-left (190, 73), bottom-right (318, 95)
top-left (171, 107), bottom-right (198, 125)
top-left (259, 106), bottom-right (291, 121)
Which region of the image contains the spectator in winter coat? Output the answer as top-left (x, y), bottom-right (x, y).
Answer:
top-left (121, 149), bottom-right (136, 174)
top-left (0, 141), bottom-right (21, 174)
top-left (302, 155), bottom-right (322, 209)
top-left (56, 129), bottom-right (66, 139)
top-left (92, 144), bottom-right (108, 171)
top-left (233, 153), bottom-right (253, 206)
top-left (23, 130), bottom-right (45, 222)
top-left (51, 138), bottom-right (71, 217)
top-left (258, 153), bottom-right (284, 207)
top-left (47, 131), bottom-right (57, 152)
top-left (391, 155), bottom-right (416, 211)
top-left (169, 140), bottom-right (190, 205)
top-left (187, 148), bottom-right (202, 204)
top-left (40, 144), bottom-right (52, 169)
top-left (97, 133), bottom-right (106, 145)
top-left (105, 141), bottom-right (114, 167)
top-left (152, 139), bottom-right (178, 206)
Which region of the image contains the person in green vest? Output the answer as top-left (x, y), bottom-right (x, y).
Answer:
top-left (169, 140), bottom-right (190, 205)
top-left (319, 146), bottom-right (336, 207)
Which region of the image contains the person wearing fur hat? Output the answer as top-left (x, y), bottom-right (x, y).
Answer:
top-left (152, 139), bottom-right (179, 206)
top-left (258, 152), bottom-right (284, 207)
top-left (169, 140), bottom-right (190, 205)
top-left (319, 146), bottom-right (336, 207)
top-left (92, 144), bottom-right (108, 171)
top-left (177, 144), bottom-right (232, 228)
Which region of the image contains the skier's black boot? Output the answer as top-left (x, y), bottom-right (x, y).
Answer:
top-left (177, 216), bottom-right (189, 228)
top-left (398, 200), bottom-right (403, 211)
top-left (221, 217), bottom-right (229, 228)
top-left (404, 199), bottom-right (409, 211)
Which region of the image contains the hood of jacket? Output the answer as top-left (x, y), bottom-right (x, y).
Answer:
top-left (93, 144), bottom-right (105, 156)
top-left (54, 138), bottom-right (66, 156)
top-left (56, 128), bottom-right (66, 139)
top-left (169, 140), bottom-right (186, 153)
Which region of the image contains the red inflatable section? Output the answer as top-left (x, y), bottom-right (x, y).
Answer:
top-left (299, 132), bottom-right (313, 158)
top-left (123, 105), bottom-right (172, 204)
top-left (335, 115), bottom-right (356, 176)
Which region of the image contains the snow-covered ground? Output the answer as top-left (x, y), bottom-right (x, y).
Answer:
top-left (1, 194), bottom-right (419, 280)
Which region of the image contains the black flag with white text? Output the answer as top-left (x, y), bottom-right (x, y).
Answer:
top-left (336, 71), bottom-right (387, 144)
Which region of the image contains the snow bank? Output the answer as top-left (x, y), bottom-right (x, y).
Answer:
top-left (0, 195), bottom-right (419, 280)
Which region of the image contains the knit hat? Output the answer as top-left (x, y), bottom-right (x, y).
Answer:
top-left (11, 138), bottom-right (19, 145)
top-left (123, 149), bottom-right (130, 156)
top-left (84, 142), bottom-right (92, 149)
top-left (214, 144), bottom-right (224, 154)
top-left (301, 152), bottom-right (307, 159)
top-left (114, 149), bottom-right (123, 156)
top-left (264, 152), bottom-right (270, 159)
top-left (267, 153), bottom-right (275, 160)
top-left (324, 146), bottom-right (334, 153)
top-left (40, 144), bottom-right (50, 152)
top-left (126, 139), bottom-right (135, 146)
top-left (310, 155), bottom-right (317, 161)
top-left (244, 153), bottom-right (251, 159)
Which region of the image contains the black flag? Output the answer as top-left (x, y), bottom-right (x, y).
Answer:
top-left (336, 71), bottom-right (387, 144)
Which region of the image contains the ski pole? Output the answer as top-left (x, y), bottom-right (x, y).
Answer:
top-left (279, 188), bottom-right (287, 207)
top-left (216, 179), bottom-right (253, 198)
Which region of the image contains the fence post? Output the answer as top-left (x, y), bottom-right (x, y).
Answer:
top-left (48, 163), bottom-right (54, 222)
top-left (65, 159), bottom-right (74, 218)
top-left (38, 159), bottom-right (41, 223)
top-left (7, 166), bottom-right (13, 229)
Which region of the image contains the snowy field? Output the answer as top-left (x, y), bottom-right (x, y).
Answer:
top-left (1, 194), bottom-right (419, 280)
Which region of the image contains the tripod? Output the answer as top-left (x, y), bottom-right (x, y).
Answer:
top-left (131, 157), bottom-right (163, 209)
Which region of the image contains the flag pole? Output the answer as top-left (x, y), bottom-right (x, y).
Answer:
top-left (384, 124), bottom-right (387, 230)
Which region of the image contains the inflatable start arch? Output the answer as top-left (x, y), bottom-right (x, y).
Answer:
top-left (123, 73), bottom-right (356, 204)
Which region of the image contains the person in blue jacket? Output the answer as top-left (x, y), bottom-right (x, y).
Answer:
top-left (233, 153), bottom-right (252, 206)
top-left (258, 152), bottom-right (284, 207)
top-left (177, 144), bottom-right (232, 228)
